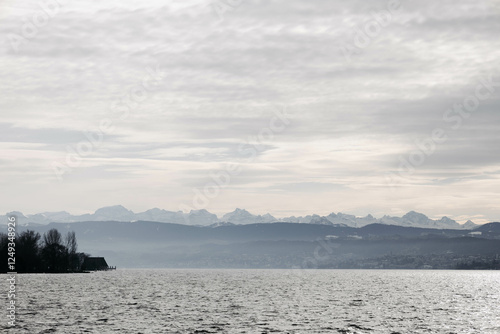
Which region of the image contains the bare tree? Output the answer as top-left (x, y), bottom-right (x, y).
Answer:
top-left (66, 231), bottom-right (77, 254)
top-left (41, 229), bottom-right (68, 272)
top-left (17, 230), bottom-right (41, 272)
top-left (43, 229), bottom-right (62, 246)
top-left (0, 233), bottom-right (8, 273)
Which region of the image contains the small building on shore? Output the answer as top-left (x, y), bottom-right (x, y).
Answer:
top-left (81, 257), bottom-right (116, 271)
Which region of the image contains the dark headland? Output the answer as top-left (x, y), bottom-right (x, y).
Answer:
top-left (0, 228), bottom-right (114, 273)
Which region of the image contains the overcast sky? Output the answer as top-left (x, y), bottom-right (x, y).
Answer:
top-left (1, 0), bottom-right (499, 223)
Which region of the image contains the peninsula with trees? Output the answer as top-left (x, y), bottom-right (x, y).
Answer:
top-left (0, 228), bottom-right (114, 273)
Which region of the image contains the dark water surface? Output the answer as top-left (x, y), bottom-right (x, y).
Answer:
top-left (2, 269), bottom-right (499, 333)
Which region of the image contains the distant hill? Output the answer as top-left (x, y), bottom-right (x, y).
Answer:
top-left (474, 222), bottom-right (500, 238)
top-left (4, 221), bottom-right (474, 244)
top-left (5, 221), bottom-right (498, 269)
top-left (476, 222), bottom-right (500, 232)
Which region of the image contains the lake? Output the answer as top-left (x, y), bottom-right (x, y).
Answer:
top-left (2, 269), bottom-right (499, 333)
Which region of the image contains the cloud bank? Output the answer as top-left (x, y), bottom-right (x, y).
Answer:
top-left (0, 0), bottom-right (499, 223)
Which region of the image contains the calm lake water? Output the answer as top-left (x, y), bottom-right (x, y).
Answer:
top-left (1, 269), bottom-right (499, 333)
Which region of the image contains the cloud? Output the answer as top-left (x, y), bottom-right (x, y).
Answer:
top-left (0, 0), bottom-right (499, 221)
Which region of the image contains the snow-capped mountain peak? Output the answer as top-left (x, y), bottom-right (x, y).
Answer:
top-left (221, 209), bottom-right (276, 224)
top-left (93, 205), bottom-right (135, 220)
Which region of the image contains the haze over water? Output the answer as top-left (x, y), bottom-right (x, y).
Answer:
top-left (2, 269), bottom-right (499, 333)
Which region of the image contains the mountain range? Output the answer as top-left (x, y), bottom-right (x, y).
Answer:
top-left (2, 205), bottom-right (480, 230)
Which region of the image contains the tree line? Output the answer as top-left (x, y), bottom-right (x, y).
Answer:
top-left (0, 229), bottom-right (89, 273)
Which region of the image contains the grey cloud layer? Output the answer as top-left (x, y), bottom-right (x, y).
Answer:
top-left (0, 0), bottom-right (499, 221)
